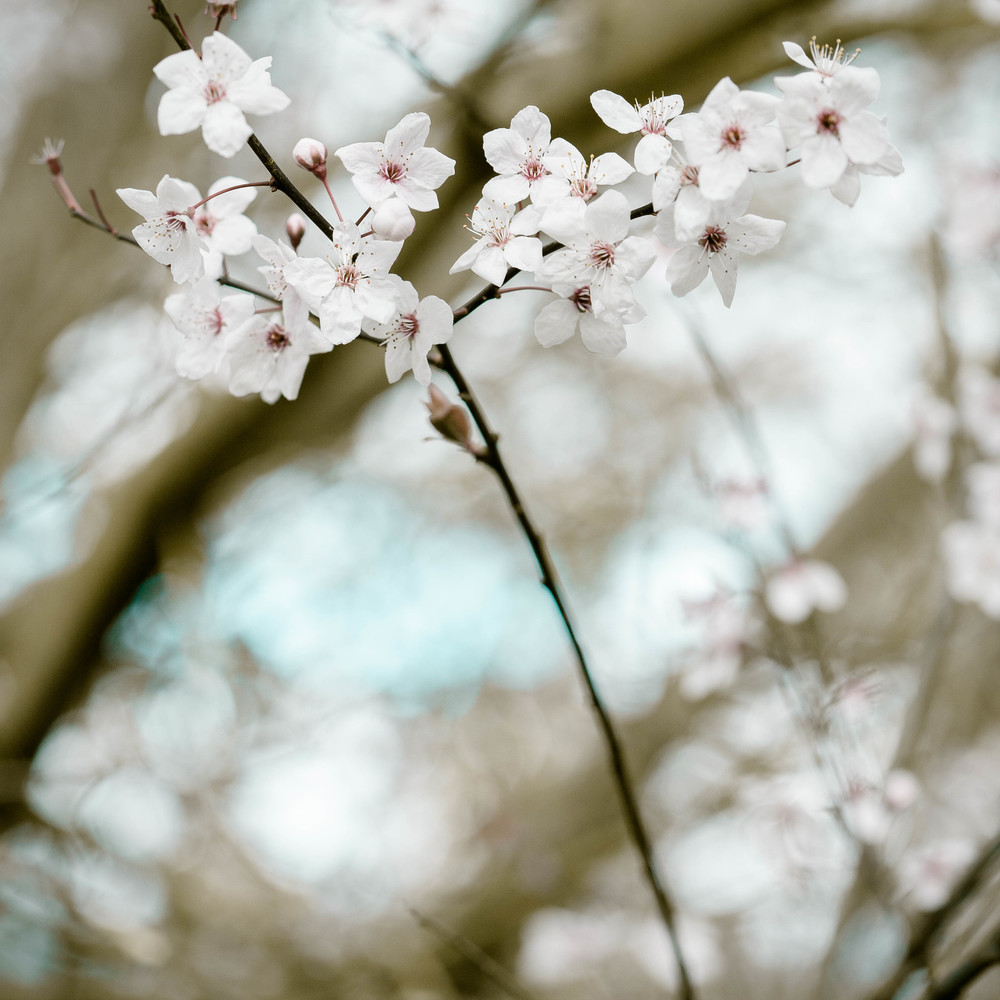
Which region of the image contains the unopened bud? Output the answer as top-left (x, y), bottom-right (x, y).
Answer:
top-left (426, 384), bottom-right (476, 452)
top-left (205, 1), bottom-right (239, 18)
top-left (285, 212), bottom-right (306, 250)
top-left (293, 138), bottom-right (328, 180)
top-left (372, 199), bottom-right (416, 241)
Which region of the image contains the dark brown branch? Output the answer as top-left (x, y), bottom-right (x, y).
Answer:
top-left (435, 342), bottom-right (694, 1000)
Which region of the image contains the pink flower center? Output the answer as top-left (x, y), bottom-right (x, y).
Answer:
top-left (721, 124), bottom-right (746, 149)
top-left (379, 160), bottom-right (406, 184)
top-left (521, 158), bottom-right (547, 181)
top-left (816, 108), bottom-right (842, 137)
top-left (569, 286), bottom-right (592, 313)
top-left (680, 165), bottom-right (700, 186)
top-left (210, 309), bottom-right (224, 336)
top-left (336, 263), bottom-right (362, 288)
top-left (205, 80), bottom-right (227, 105)
top-left (398, 313), bottom-right (419, 339)
top-left (164, 211), bottom-right (188, 232)
top-left (587, 242), bottom-right (616, 270)
top-left (571, 177), bottom-right (598, 200)
top-left (698, 225), bottom-right (727, 253)
top-left (193, 209), bottom-right (216, 237)
top-left (265, 324), bottom-right (290, 352)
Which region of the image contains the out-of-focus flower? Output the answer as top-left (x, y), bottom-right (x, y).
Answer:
top-left (764, 558), bottom-right (847, 624)
top-left (911, 387), bottom-right (956, 483)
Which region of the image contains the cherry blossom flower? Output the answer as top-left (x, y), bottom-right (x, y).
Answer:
top-left (655, 192), bottom-right (785, 307)
top-left (590, 90), bottom-right (683, 175)
top-left (252, 234), bottom-right (298, 300)
top-left (371, 199), bottom-right (416, 241)
top-left (653, 157), bottom-right (753, 242)
top-left (776, 67), bottom-right (900, 191)
top-left (531, 138), bottom-right (634, 206)
top-left (153, 31), bottom-right (290, 158)
top-left (117, 174), bottom-right (207, 284)
top-left (680, 78), bottom-right (785, 200)
top-left (781, 38), bottom-right (862, 79)
top-left (284, 222), bottom-right (402, 345)
top-left (292, 137), bottom-right (328, 179)
top-left (481, 106), bottom-right (554, 203)
top-left (361, 275), bottom-right (453, 385)
top-left (335, 112), bottom-right (455, 211)
top-left (164, 278), bottom-right (256, 380)
top-left (226, 295), bottom-right (330, 403)
top-left (537, 190), bottom-right (655, 319)
top-left (191, 175), bottom-right (258, 276)
top-left (533, 282), bottom-right (644, 356)
top-left (764, 558), bottom-right (847, 624)
top-left (449, 199), bottom-right (543, 286)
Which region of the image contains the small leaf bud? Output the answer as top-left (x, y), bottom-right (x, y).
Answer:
top-left (426, 384), bottom-right (477, 453)
top-left (293, 138), bottom-right (328, 180)
top-left (285, 212), bottom-right (306, 250)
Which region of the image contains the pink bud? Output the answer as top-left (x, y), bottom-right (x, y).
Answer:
top-left (285, 212), bottom-right (306, 250)
top-left (426, 384), bottom-right (476, 453)
top-left (293, 138), bottom-right (328, 180)
top-left (204, 1), bottom-right (239, 18)
top-left (372, 199), bottom-right (416, 241)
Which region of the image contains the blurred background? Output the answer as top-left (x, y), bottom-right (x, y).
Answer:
top-left (2, 0), bottom-right (1000, 997)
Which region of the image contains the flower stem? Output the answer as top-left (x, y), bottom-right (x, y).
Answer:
top-left (187, 180), bottom-right (275, 213)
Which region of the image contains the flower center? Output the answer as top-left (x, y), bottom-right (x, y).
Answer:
top-left (398, 313), bottom-right (419, 339)
top-left (587, 241), bottom-right (616, 270)
top-left (164, 210), bottom-right (188, 232)
top-left (680, 164), bottom-right (700, 186)
top-left (698, 225), bottom-right (727, 253)
top-left (336, 263), bottom-right (362, 288)
top-left (569, 286), bottom-right (592, 313)
top-left (193, 209), bottom-right (216, 236)
top-left (210, 309), bottom-right (224, 336)
top-left (521, 158), bottom-right (547, 181)
top-left (570, 176), bottom-right (598, 200)
top-left (204, 80), bottom-right (227, 105)
top-left (380, 160), bottom-right (406, 184)
top-left (265, 324), bottom-right (290, 352)
top-left (721, 124), bottom-right (746, 149)
top-left (816, 108), bottom-right (842, 136)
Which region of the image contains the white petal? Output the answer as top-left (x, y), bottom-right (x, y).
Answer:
top-left (590, 90), bottom-right (642, 133)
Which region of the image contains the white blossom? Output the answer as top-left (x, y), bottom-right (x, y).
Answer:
top-left (531, 138), bottom-right (634, 206)
top-left (117, 175), bottom-right (207, 284)
top-left (153, 32), bottom-right (290, 158)
top-left (764, 558), bottom-right (847, 624)
top-left (481, 106), bottom-right (554, 203)
top-left (655, 192), bottom-right (785, 308)
top-left (164, 278), bottom-right (256, 380)
top-left (941, 519), bottom-right (1000, 617)
top-left (335, 112), bottom-right (455, 211)
top-left (362, 275), bottom-right (453, 385)
top-left (776, 67), bottom-right (900, 191)
top-left (911, 387), bottom-right (956, 483)
top-left (590, 90), bottom-right (683, 175)
top-left (680, 77), bottom-right (785, 200)
top-left (533, 282), bottom-right (644, 357)
top-left (285, 222), bottom-right (402, 345)
top-left (449, 199), bottom-right (543, 286)
top-left (537, 190), bottom-right (655, 319)
top-left (226, 296), bottom-right (331, 403)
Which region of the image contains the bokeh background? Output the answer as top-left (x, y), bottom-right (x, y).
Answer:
top-left (2, 0), bottom-right (1000, 997)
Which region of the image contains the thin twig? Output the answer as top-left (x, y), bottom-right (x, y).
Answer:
top-left (435, 342), bottom-right (695, 1000)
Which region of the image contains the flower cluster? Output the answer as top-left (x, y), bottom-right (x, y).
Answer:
top-left (115, 25), bottom-right (902, 401)
top-left (449, 40), bottom-right (902, 354)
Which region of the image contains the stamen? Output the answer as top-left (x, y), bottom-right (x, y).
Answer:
top-left (265, 324), bottom-right (290, 352)
top-left (698, 225), bottom-right (727, 253)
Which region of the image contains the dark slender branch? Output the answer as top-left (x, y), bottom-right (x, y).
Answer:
top-left (408, 906), bottom-right (542, 1000)
top-left (435, 342), bottom-right (695, 1000)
